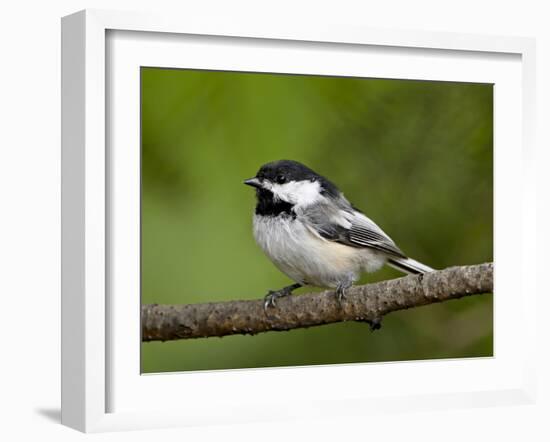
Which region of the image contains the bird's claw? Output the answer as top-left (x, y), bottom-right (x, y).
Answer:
top-left (263, 290), bottom-right (279, 310)
top-left (336, 279), bottom-right (352, 304)
top-left (336, 287), bottom-right (347, 303)
top-left (263, 289), bottom-right (291, 311)
top-left (263, 283), bottom-right (301, 312)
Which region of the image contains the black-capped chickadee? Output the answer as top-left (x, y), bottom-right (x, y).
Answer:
top-left (244, 160), bottom-right (434, 310)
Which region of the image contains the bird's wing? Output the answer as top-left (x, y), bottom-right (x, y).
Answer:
top-left (300, 202), bottom-right (406, 259)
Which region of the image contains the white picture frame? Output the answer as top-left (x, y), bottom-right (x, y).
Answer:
top-left (61, 9), bottom-right (537, 433)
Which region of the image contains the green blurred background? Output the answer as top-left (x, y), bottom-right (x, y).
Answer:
top-left (141, 68), bottom-right (493, 373)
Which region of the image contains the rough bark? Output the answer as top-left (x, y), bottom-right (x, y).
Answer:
top-left (142, 262), bottom-right (493, 342)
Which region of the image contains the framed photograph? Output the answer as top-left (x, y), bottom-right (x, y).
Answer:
top-left (61, 9), bottom-right (537, 432)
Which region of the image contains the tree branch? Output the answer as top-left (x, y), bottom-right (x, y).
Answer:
top-left (141, 262), bottom-right (493, 342)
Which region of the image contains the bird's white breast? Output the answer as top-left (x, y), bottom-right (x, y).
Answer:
top-left (253, 214), bottom-right (384, 288)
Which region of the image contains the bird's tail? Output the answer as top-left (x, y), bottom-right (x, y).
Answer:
top-left (387, 257), bottom-right (434, 275)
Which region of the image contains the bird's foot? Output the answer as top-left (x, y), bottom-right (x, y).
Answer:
top-left (336, 279), bottom-right (353, 304)
top-left (336, 286), bottom-right (347, 303)
top-left (264, 290), bottom-right (289, 310)
top-left (264, 283), bottom-right (301, 311)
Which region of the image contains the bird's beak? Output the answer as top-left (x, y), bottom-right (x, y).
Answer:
top-left (244, 177), bottom-right (262, 189)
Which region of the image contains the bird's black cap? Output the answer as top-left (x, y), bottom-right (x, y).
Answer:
top-left (252, 160), bottom-right (341, 198)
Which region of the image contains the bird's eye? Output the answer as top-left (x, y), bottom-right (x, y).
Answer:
top-left (276, 175), bottom-right (286, 184)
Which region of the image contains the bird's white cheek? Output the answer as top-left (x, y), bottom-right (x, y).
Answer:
top-left (271, 180), bottom-right (322, 206)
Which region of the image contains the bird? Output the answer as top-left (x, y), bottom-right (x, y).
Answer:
top-left (244, 159), bottom-right (434, 312)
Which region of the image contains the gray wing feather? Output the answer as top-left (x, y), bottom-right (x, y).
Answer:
top-left (346, 213), bottom-right (406, 258)
top-left (298, 199), bottom-right (406, 259)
